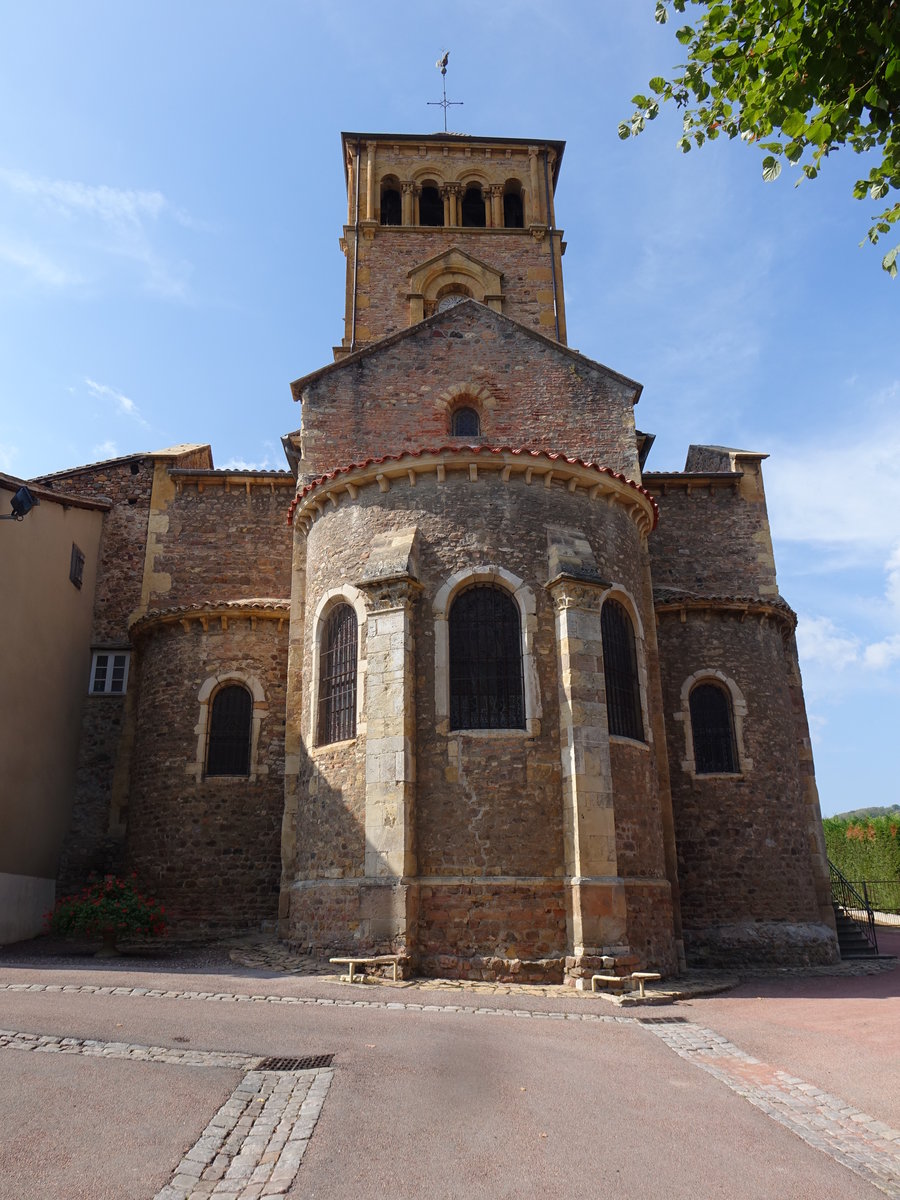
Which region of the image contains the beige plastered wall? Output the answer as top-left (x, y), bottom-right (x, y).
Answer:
top-left (0, 483), bottom-right (104, 941)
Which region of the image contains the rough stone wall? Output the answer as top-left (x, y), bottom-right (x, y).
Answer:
top-left (352, 228), bottom-right (559, 342)
top-left (286, 464), bottom-right (671, 972)
top-left (296, 305), bottom-right (640, 480)
top-left (127, 617), bottom-right (287, 929)
top-left (38, 456), bottom-right (158, 892)
top-left (148, 477), bottom-right (293, 609)
top-left (645, 467), bottom-right (778, 599)
top-left (656, 608), bottom-right (836, 965)
top-left (36, 456), bottom-right (157, 643)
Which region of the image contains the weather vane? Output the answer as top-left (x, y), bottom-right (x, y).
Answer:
top-left (428, 50), bottom-right (463, 133)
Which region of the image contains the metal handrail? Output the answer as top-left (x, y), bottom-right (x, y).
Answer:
top-left (829, 860), bottom-right (879, 954)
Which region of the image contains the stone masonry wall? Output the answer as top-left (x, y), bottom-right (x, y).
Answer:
top-left (645, 468), bottom-right (778, 599)
top-left (128, 617), bottom-right (287, 929)
top-left (656, 608), bottom-right (835, 965)
top-left (352, 227), bottom-right (560, 343)
top-left (148, 476), bottom-right (293, 609)
top-left (296, 305), bottom-right (641, 481)
top-left (39, 455), bottom-right (165, 892)
top-left (288, 462), bottom-right (668, 970)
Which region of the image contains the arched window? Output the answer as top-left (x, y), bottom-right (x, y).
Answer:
top-left (451, 406), bottom-right (480, 437)
top-left (380, 186), bottom-right (401, 226)
top-left (419, 185), bottom-right (443, 226)
top-left (461, 185), bottom-right (486, 227)
top-left (449, 585), bottom-right (524, 730)
top-left (206, 684), bottom-right (252, 776)
top-left (317, 603), bottom-right (358, 745)
top-left (503, 187), bottom-right (524, 228)
top-left (690, 682), bottom-right (739, 773)
top-left (601, 599), bottom-right (644, 741)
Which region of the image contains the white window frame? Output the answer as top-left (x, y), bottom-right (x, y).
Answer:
top-left (89, 650), bottom-right (130, 695)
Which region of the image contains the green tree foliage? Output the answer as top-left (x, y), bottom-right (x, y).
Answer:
top-left (621, 2), bottom-right (900, 276)
top-left (823, 817), bottom-right (900, 896)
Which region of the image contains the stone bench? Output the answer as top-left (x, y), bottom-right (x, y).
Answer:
top-left (591, 971), bottom-right (662, 999)
top-left (329, 955), bottom-right (402, 984)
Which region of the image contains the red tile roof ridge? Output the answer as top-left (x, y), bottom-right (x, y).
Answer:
top-left (288, 446), bottom-right (658, 526)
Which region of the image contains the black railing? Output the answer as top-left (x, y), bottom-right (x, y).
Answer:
top-left (829, 860), bottom-right (879, 954)
top-left (847, 880), bottom-right (900, 928)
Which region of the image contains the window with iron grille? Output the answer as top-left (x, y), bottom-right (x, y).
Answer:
top-left (206, 684), bottom-right (252, 776)
top-left (601, 599), bottom-right (644, 741)
top-left (449, 585), bottom-right (524, 730)
top-left (690, 682), bottom-right (738, 773)
top-left (451, 406), bottom-right (480, 438)
top-left (318, 604), bottom-right (358, 745)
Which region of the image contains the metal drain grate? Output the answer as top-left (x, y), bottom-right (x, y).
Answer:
top-left (636, 1016), bottom-right (689, 1025)
top-left (256, 1054), bottom-right (335, 1071)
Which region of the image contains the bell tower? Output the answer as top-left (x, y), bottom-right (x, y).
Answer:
top-left (336, 132), bottom-right (567, 358)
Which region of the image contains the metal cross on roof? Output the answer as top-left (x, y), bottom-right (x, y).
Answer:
top-left (428, 50), bottom-right (463, 133)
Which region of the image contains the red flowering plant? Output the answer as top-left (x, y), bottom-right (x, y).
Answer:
top-left (45, 874), bottom-right (167, 947)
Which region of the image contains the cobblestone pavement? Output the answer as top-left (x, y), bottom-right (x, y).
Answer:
top-left (0, 1023), bottom-right (333, 1200)
top-left (644, 1019), bottom-right (900, 1200)
top-left (3, 977), bottom-right (899, 1198)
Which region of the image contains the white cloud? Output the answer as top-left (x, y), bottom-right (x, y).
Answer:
top-left (0, 442), bottom-right (21, 473)
top-left (84, 377), bottom-right (149, 427)
top-left (0, 167), bottom-right (197, 298)
top-left (91, 440), bottom-right (119, 461)
top-left (219, 456), bottom-right (274, 471)
top-left (766, 398), bottom-right (900, 557)
top-left (797, 615), bottom-right (860, 670)
top-left (863, 635), bottom-right (900, 670)
top-left (0, 235), bottom-right (78, 287)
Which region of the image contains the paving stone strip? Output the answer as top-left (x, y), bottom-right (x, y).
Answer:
top-left (0, 1026), bottom-right (333, 1200)
top-left (0, 980), bottom-right (620, 1022)
top-left (642, 1019), bottom-right (900, 1200)
top-left (4, 981), bottom-right (899, 1197)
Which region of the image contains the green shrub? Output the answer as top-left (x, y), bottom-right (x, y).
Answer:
top-left (45, 875), bottom-right (167, 940)
top-left (823, 816), bottom-right (900, 885)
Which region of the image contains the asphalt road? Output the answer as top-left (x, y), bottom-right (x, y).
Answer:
top-left (2, 952), bottom-right (896, 1200)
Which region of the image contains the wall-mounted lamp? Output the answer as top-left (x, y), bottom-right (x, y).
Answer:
top-left (1, 486), bottom-right (38, 521)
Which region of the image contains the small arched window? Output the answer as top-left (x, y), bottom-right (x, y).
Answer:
top-left (451, 406), bottom-right (480, 437)
top-left (503, 188), bottom-right (524, 228)
top-left (380, 186), bottom-right (401, 225)
top-left (318, 603), bottom-right (358, 745)
top-left (601, 599), bottom-right (644, 741)
top-left (449, 585), bottom-right (524, 730)
top-left (690, 682), bottom-right (739, 773)
top-left (206, 684), bottom-right (252, 776)
top-left (419, 185), bottom-right (444, 226)
top-left (461, 185), bottom-right (486, 227)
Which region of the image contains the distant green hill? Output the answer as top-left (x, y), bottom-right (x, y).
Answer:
top-left (830, 804), bottom-right (900, 820)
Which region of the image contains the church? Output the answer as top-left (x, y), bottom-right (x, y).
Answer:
top-left (4, 129), bottom-right (839, 982)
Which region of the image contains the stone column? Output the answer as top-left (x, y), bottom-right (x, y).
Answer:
top-left (365, 141), bottom-right (376, 222)
top-left (402, 181), bottom-right (414, 226)
top-left (356, 533), bottom-right (421, 954)
top-left (449, 184), bottom-right (462, 226)
top-left (489, 185), bottom-right (503, 228)
top-left (548, 575), bottom-right (630, 981)
top-left (529, 147), bottom-right (543, 224)
top-left (440, 185), bottom-right (451, 227)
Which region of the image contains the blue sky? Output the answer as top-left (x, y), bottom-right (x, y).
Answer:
top-left (1, 2), bottom-right (897, 816)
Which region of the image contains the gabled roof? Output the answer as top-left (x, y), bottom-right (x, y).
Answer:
top-left (289, 300), bottom-right (642, 403)
top-left (32, 443), bottom-right (211, 482)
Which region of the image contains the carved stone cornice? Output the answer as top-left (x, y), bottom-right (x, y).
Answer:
top-left (546, 573), bottom-right (609, 614)
top-left (357, 575), bottom-right (423, 614)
